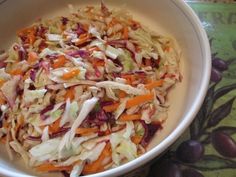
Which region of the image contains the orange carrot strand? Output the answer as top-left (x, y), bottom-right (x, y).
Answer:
top-left (119, 114), bottom-right (141, 121)
top-left (145, 80), bottom-right (164, 90)
top-left (27, 51), bottom-right (38, 65)
top-left (126, 93), bottom-right (154, 109)
top-left (36, 163), bottom-right (72, 172)
top-left (49, 118), bottom-right (61, 134)
top-left (76, 127), bottom-right (98, 135)
top-left (131, 135), bottom-right (143, 144)
top-left (123, 26), bottom-right (129, 39)
top-left (82, 143), bottom-right (111, 175)
top-left (61, 69), bottom-right (80, 80)
top-left (52, 55), bottom-right (66, 69)
top-left (103, 103), bottom-right (119, 112)
top-left (64, 87), bottom-right (75, 100)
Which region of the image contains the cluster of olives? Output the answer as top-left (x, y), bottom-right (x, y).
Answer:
top-left (150, 140), bottom-right (204, 177)
top-left (211, 55), bottom-right (228, 82)
top-left (148, 39), bottom-right (235, 177)
top-left (151, 161), bottom-right (204, 177)
top-left (211, 130), bottom-right (236, 158)
top-left (150, 131), bottom-right (236, 177)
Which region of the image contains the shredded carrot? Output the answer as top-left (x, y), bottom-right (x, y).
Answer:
top-left (76, 33), bottom-right (90, 46)
top-left (103, 103), bottom-right (119, 112)
top-left (83, 143), bottom-right (112, 175)
top-left (164, 46), bottom-right (171, 52)
top-left (2, 119), bottom-right (9, 129)
top-left (145, 80), bottom-right (164, 90)
top-left (122, 74), bottom-right (136, 85)
top-left (17, 26), bottom-right (33, 36)
top-left (52, 55), bottom-right (67, 69)
top-left (9, 68), bottom-right (23, 76)
top-left (0, 79), bottom-right (6, 87)
top-left (76, 127), bottom-right (98, 135)
top-left (76, 37), bottom-right (90, 46)
top-left (17, 26), bottom-right (36, 45)
top-left (36, 163), bottom-right (73, 172)
top-left (118, 90), bottom-right (127, 98)
top-left (131, 135), bottom-right (143, 144)
top-left (88, 46), bottom-right (100, 52)
top-left (93, 60), bottom-right (105, 67)
top-left (49, 118), bottom-right (61, 134)
top-left (60, 24), bottom-right (66, 31)
top-left (123, 26), bottom-right (129, 40)
top-left (82, 24), bottom-right (89, 31)
top-left (145, 78), bottom-right (152, 84)
top-left (108, 17), bottom-right (119, 28)
top-left (27, 51), bottom-right (38, 65)
top-left (126, 93), bottom-right (154, 108)
top-left (79, 33), bottom-right (88, 39)
top-left (23, 70), bottom-right (30, 81)
top-left (119, 114), bottom-right (141, 121)
top-left (64, 87), bottom-right (75, 100)
top-left (97, 157), bottom-right (112, 172)
top-left (0, 136), bottom-right (7, 144)
top-left (104, 93), bottom-right (154, 112)
top-left (28, 31), bottom-right (36, 45)
top-left (104, 129), bottom-right (111, 135)
top-left (61, 69), bottom-right (80, 80)
top-left (0, 96), bottom-right (6, 105)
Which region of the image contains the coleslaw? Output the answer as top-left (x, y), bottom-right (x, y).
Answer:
top-left (0, 2), bottom-right (181, 176)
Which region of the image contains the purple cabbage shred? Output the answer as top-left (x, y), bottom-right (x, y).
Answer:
top-left (141, 121), bottom-right (162, 147)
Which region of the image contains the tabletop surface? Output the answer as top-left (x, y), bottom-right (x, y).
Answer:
top-left (142, 2), bottom-right (236, 177)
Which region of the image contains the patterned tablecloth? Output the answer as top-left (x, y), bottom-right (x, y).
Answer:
top-left (130, 2), bottom-right (236, 177)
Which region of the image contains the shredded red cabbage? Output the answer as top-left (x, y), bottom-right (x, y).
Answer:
top-left (40, 61), bottom-right (50, 73)
top-left (29, 69), bottom-right (36, 82)
top-left (0, 61), bottom-right (6, 69)
top-left (76, 23), bottom-right (86, 35)
top-left (67, 50), bottom-right (89, 58)
top-left (50, 128), bottom-right (70, 138)
top-left (40, 105), bottom-right (54, 118)
top-left (61, 17), bottom-right (69, 26)
top-left (28, 84), bottom-right (36, 90)
top-left (26, 136), bottom-right (42, 141)
top-left (61, 171), bottom-right (70, 177)
top-left (36, 25), bottom-right (47, 39)
top-left (108, 39), bottom-right (126, 48)
top-left (141, 121), bottom-right (162, 147)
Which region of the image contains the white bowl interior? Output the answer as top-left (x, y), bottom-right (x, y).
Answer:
top-left (0, 0), bottom-right (210, 177)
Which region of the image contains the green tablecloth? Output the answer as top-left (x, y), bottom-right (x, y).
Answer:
top-left (139, 3), bottom-right (236, 177)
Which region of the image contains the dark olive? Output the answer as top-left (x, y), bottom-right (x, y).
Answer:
top-left (151, 160), bottom-right (182, 177)
top-left (211, 131), bottom-right (236, 158)
top-left (176, 140), bottom-right (204, 163)
top-left (182, 168), bottom-right (204, 177)
top-left (212, 58), bottom-right (228, 71)
top-left (210, 68), bottom-right (222, 83)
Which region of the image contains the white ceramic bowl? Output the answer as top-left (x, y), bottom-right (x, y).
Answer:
top-left (0, 0), bottom-right (211, 176)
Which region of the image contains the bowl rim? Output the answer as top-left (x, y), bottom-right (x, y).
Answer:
top-left (0, 0), bottom-right (211, 177)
